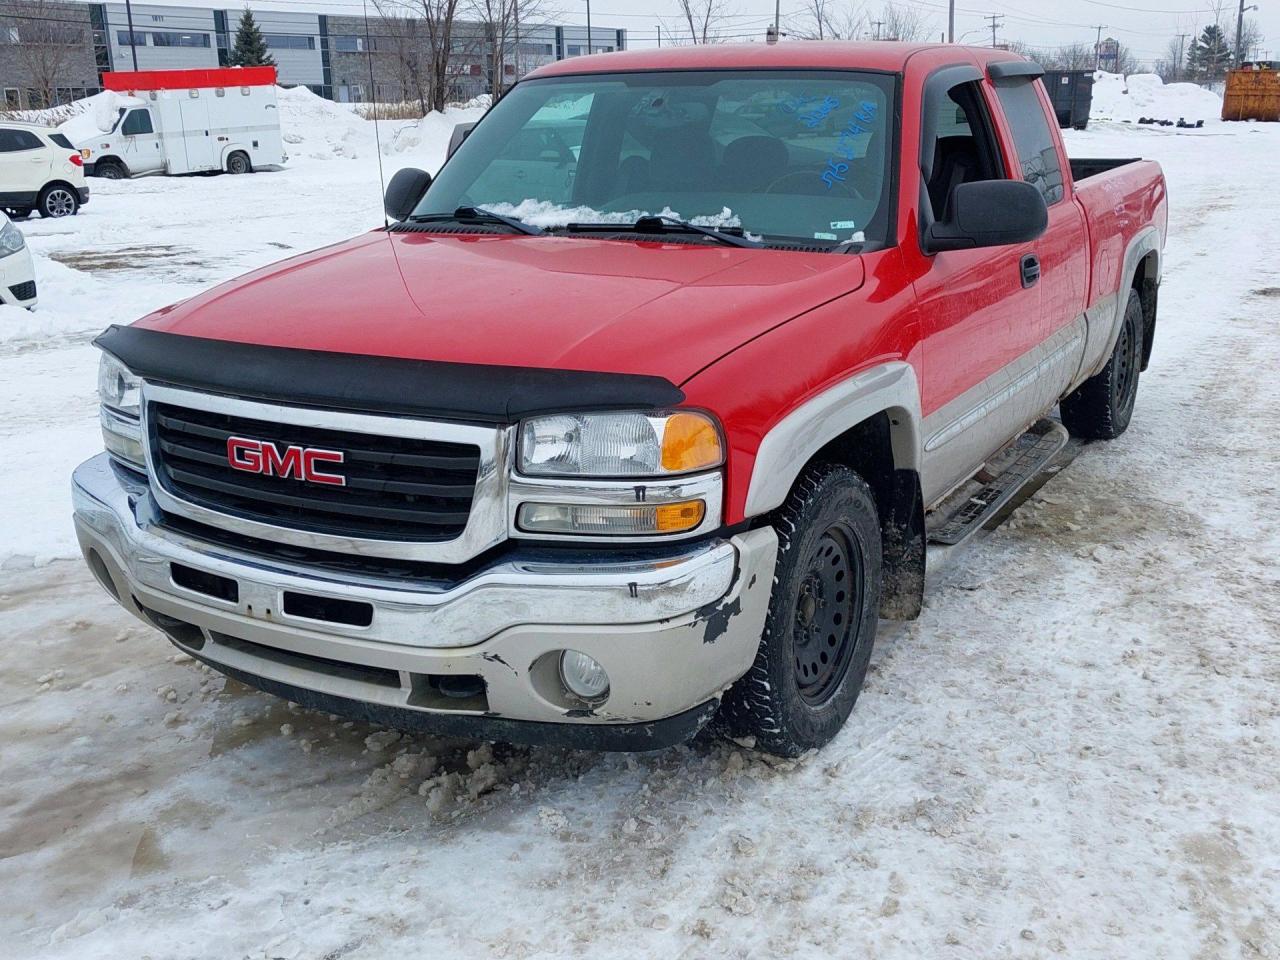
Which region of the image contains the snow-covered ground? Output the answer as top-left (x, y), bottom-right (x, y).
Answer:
top-left (3, 95), bottom-right (1279, 959)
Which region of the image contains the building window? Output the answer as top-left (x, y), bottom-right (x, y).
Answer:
top-left (150, 31), bottom-right (210, 48)
top-left (118, 30), bottom-right (147, 46)
top-left (264, 34), bottom-right (315, 50)
top-left (331, 35), bottom-right (365, 53)
top-left (3, 26), bottom-right (19, 43)
top-left (3, 88), bottom-right (20, 109)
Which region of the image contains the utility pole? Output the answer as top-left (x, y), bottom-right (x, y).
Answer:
top-left (1093, 24), bottom-right (1106, 70)
top-left (656, 24), bottom-right (661, 48)
top-left (871, 20), bottom-right (884, 40)
top-left (948, 0), bottom-right (955, 43)
top-left (984, 13), bottom-right (1003, 48)
top-left (1235, 1), bottom-right (1259, 68)
top-left (124, 0), bottom-right (139, 70)
top-left (774, 0), bottom-right (781, 41)
top-left (1174, 32), bottom-right (1189, 81)
top-left (585, 0), bottom-right (592, 56)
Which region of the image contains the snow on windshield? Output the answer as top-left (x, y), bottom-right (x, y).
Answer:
top-left (480, 200), bottom-right (748, 232)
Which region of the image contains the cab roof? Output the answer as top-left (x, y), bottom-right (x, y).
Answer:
top-left (528, 41), bottom-right (1031, 79)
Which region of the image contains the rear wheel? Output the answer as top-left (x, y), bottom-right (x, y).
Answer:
top-left (1060, 288), bottom-right (1144, 440)
top-left (719, 463), bottom-right (882, 757)
top-left (226, 152), bottom-right (251, 175)
top-left (37, 185), bottom-right (78, 218)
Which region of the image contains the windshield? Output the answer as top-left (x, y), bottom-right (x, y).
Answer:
top-left (417, 70), bottom-right (897, 250)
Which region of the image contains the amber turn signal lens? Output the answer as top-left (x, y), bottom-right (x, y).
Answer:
top-left (660, 412), bottom-right (723, 473)
top-left (654, 500), bottom-right (706, 533)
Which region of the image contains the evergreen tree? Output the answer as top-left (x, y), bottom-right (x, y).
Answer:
top-left (1187, 24), bottom-right (1230, 83)
top-left (228, 9), bottom-right (275, 68)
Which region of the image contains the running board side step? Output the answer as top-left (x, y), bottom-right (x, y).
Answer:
top-left (927, 419), bottom-right (1070, 546)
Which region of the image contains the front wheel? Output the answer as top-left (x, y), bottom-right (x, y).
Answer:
top-left (719, 464), bottom-right (882, 757)
top-left (226, 152), bottom-right (251, 175)
top-left (38, 185), bottom-right (79, 218)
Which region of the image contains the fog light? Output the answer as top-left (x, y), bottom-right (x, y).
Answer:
top-left (517, 499), bottom-right (705, 536)
top-left (559, 649), bottom-right (610, 701)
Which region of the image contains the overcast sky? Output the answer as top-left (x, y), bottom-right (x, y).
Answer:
top-left (154, 0), bottom-right (1280, 68)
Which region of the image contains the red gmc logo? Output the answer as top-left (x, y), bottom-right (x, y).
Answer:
top-left (226, 436), bottom-right (346, 486)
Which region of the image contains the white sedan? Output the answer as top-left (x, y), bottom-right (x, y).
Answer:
top-left (0, 211), bottom-right (36, 308)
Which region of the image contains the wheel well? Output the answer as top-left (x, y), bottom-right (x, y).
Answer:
top-left (40, 180), bottom-right (78, 198)
top-left (803, 412), bottom-right (925, 620)
top-left (1132, 251), bottom-right (1159, 371)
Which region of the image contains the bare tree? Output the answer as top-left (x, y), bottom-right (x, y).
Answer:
top-left (791, 0), bottom-right (864, 41)
top-left (1052, 42), bottom-right (1094, 71)
top-left (375, 0), bottom-right (470, 112)
top-left (675, 0), bottom-right (731, 44)
top-left (1112, 41), bottom-right (1139, 76)
top-left (469, 0), bottom-right (547, 99)
top-left (0, 0), bottom-right (88, 108)
top-left (1231, 16), bottom-right (1263, 62)
top-left (876, 2), bottom-right (933, 42)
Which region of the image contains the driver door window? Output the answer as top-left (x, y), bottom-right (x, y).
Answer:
top-left (121, 110), bottom-right (153, 136)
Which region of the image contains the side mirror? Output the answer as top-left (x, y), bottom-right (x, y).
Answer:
top-left (447, 122), bottom-right (475, 159)
top-left (384, 167), bottom-right (431, 222)
top-left (924, 179), bottom-right (1048, 254)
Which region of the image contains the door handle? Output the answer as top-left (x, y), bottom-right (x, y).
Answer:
top-left (1020, 253), bottom-right (1040, 289)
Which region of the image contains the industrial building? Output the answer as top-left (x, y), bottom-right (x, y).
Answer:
top-left (0, 0), bottom-right (625, 109)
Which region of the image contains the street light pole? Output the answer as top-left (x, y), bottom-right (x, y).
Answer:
top-left (585, 0), bottom-right (592, 57)
top-left (1234, 0), bottom-right (1259, 68)
top-left (948, 0), bottom-right (954, 43)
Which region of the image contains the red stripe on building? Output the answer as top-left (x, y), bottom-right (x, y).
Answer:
top-left (102, 67), bottom-right (277, 92)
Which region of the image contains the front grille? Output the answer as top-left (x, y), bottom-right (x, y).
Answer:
top-left (8, 280), bottom-right (36, 301)
top-left (150, 402), bottom-right (481, 542)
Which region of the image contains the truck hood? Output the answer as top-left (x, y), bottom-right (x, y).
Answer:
top-left (133, 231), bottom-right (866, 385)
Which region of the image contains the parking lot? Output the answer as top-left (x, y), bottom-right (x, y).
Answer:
top-left (2, 106), bottom-right (1278, 958)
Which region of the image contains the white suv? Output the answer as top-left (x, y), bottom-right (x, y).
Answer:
top-left (0, 211), bottom-right (37, 307)
top-left (0, 122), bottom-right (90, 219)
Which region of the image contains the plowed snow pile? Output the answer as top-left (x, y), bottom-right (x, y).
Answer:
top-left (1091, 71), bottom-right (1223, 122)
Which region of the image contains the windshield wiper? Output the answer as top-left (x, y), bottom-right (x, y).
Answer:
top-left (409, 206), bottom-right (544, 236)
top-left (559, 215), bottom-right (762, 249)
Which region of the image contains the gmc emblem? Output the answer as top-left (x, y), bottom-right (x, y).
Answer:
top-left (226, 436), bottom-right (346, 486)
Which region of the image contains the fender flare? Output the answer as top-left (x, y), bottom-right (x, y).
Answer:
top-left (1086, 225), bottom-right (1161, 380)
top-left (743, 361), bottom-right (923, 518)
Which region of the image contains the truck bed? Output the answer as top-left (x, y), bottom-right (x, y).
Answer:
top-left (1070, 157), bottom-right (1142, 182)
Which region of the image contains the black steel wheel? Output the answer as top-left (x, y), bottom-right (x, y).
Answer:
top-left (719, 463), bottom-right (881, 757)
top-left (792, 523), bottom-right (864, 706)
top-left (96, 160), bottom-right (126, 180)
top-left (1061, 288), bottom-right (1145, 440)
top-left (227, 152), bottom-right (251, 175)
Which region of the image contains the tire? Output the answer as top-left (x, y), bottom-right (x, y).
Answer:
top-left (226, 152), bottom-right (251, 175)
top-left (1060, 288), bottom-right (1144, 440)
top-left (37, 184), bottom-right (79, 218)
top-left (96, 159), bottom-right (127, 180)
top-left (719, 463), bottom-right (882, 757)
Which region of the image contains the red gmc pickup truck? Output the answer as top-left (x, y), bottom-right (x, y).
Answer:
top-left (74, 43), bottom-right (1167, 757)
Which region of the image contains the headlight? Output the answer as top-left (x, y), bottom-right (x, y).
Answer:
top-left (518, 411), bottom-right (723, 478)
top-left (98, 352), bottom-right (141, 417)
top-left (98, 353), bottom-right (145, 469)
top-left (0, 220), bottom-right (25, 258)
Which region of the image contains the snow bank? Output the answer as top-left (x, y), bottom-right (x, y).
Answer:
top-left (275, 85), bottom-right (375, 161)
top-left (1091, 71), bottom-right (1223, 123)
top-left (384, 102), bottom-right (488, 172)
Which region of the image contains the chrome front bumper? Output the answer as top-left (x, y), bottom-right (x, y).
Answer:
top-left (72, 454), bottom-right (777, 744)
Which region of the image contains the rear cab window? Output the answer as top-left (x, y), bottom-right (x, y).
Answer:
top-left (992, 79), bottom-right (1064, 204)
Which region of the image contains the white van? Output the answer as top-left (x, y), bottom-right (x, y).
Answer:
top-left (75, 67), bottom-right (286, 179)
